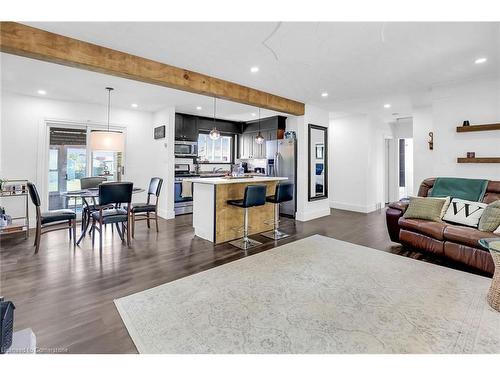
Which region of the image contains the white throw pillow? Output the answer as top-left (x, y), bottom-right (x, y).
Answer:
top-left (442, 198), bottom-right (487, 228)
top-left (494, 224), bottom-right (500, 235)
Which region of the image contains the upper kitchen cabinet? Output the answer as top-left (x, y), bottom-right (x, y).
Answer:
top-left (175, 113), bottom-right (199, 141)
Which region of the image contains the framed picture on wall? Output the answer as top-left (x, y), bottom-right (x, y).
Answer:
top-left (315, 144), bottom-right (324, 159)
top-left (154, 125), bottom-right (166, 139)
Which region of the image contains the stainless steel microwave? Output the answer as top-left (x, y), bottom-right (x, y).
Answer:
top-left (174, 141), bottom-right (198, 157)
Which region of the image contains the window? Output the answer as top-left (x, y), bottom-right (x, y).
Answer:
top-left (92, 151), bottom-right (123, 182)
top-left (197, 133), bottom-right (233, 163)
top-left (48, 148), bottom-right (59, 192)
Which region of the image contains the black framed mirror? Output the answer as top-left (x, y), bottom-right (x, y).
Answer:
top-left (308, 124), bottom-right (328, 201)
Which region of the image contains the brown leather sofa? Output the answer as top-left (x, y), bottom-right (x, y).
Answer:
top-left (386, 178), bottom-right (500, 275)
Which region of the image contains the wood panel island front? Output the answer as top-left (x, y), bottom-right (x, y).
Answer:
top-left (183, 176), bottom-right (288, 244)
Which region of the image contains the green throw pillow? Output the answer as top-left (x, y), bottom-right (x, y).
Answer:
top-left (478, 200), bottom-right (500, 232)
top-left (403, 196), bottom-right (446, 222)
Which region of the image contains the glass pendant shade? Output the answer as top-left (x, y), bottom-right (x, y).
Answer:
top-left (90, 87), bottom-right (124, 152)
top-left (209, 127), bottom-right (221, 140)
top-left (255, 108), bottom-right (265, 144)
top-left (255, 131), bottom-right (265, 144)
top-left (89, 130), bottom-right (124, 152)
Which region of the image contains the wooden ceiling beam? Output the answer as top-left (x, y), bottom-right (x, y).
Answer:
top-left (0, 22), bottom-right (305, 116)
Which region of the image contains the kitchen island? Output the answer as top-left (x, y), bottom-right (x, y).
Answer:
top-left (183, 176), bottom-right (288, 244)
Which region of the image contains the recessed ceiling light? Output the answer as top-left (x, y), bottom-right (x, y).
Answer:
top-left (251, 112), bottom-right (257, 117)
top-left (321, 92), bottom-right (329, 98)
top-left (131, 103), bottom-right (138, 108)
top-left (383, 103), bottom-right (391, 108)
top-left (196, 106), bottom-right (202, 110)
top-left (37, 89), bottom-right (47, 95)
top-left (250, 66), bottom-right (259, 73)
top-left (475, 57), bottom-right (487, 64)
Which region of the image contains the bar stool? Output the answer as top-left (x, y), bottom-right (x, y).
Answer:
top-left (227, 184), bottom-right (267, 250)
top-left (262, 182), bottom-right (294, 240)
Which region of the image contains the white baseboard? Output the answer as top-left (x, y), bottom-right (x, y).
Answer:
top-left (295, 207), bottom-right (331, 222)
top-left (330, 201), bottom-right (381, 214)
top-left (158, 208), bottom-right (175, 220)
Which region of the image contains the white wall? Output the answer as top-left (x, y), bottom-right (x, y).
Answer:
top-left (413, 78), bottom-right (500, 188)
top-left (329, 114), bottom-right (394, 213)
top-left (1, 92), bottom-right (176, 220)
top-left (152, 107), bottom-right (176, 219)
top-left (287, 104), bottom-right (331, 222)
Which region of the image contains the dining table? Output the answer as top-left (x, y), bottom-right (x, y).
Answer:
top-left (64, 187), bottom-right (144, 245)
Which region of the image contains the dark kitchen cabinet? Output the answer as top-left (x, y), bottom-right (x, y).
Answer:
top-left (175, 114), bottom-right (199, 141)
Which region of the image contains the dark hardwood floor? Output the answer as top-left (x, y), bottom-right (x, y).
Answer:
top-left (0, 208), bottom-right (485, 353)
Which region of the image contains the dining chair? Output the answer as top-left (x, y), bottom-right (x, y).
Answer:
top-left (91, 182), bottom-right (133, 251)
top-left (27, 182), bottom-right (76, 254)
top-left (130, 177), bottom-right (163, 237)
top-left (79, 177), bottom-right (107, 233)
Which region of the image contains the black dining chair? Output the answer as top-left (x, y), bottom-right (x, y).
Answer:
top-left (130, 177), bottom-right (163, 237)
top-left (80, 176), bottom-right (107, 233)
top-left (27, 182), bottom-right (76, 254)
top-left (227, 184), bottom-right (267, 250)
top-left (91, 182), bottom-right (133, 251)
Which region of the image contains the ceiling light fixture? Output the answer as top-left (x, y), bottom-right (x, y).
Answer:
top-left (250, 66), bottom-right (259, 73)
top-left (383, 104), bottom-right (391, 108)
top-left (89, 87), bottom-right (125, 152)
top-left (37, 89), bottom-right (47, 95)
top-left (131, 103), bottom-right (138, 108)
top-left (475, 57), bottom-right (487, 64)
top-left (255, 108), bottom-right (265, 145)
top-left (209, 97), bottom-right (221, 140)
top-left (251, 113), bottom-right (257, 117)
top-left (196, 106), bottom-right (202, 110)
top-left (321, 92), bottom-right (328, 98)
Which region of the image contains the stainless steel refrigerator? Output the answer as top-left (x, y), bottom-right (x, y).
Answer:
top-left (266, 138), bottom-right (297, 218)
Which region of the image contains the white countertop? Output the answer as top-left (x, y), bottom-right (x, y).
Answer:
top-left (184, 176), bottom-right (288, 185)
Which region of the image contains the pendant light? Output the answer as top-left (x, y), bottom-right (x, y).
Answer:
top-left (209, 97), bottom-right (221, 140)
top-left (255, 108), bottom-right (265, 144)
top-left (89, 87), bottom-right (125, 152)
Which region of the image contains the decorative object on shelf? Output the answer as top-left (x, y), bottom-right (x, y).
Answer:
top-left (0, 179), bottom-right (29, 238)
top-left (255, 108), bottom-right (265, 145)
top-left (89, 87), bottom-right (125, 152)
top-left (154, 125), bottom-right (166, 139)
top-left (467, 152), bottom-right (476, 158)
top-left (428, 131), bottom-right (434, 150)
top-left (463, 120), bottom-right (470, 126)
top-left (209, 97), bottom-right (221, 140)
top-left (284, 130), bottom-right (296, 140)
top-left (0, 297), bottom-right (15, 354)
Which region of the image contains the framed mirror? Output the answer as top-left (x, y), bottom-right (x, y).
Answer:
top-left (308, 124), bottom-right (328, 201)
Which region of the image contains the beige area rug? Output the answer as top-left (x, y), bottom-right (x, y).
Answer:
top-left (114, 235), bottom-right (500, 353)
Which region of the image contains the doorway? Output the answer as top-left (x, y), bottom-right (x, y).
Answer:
top-left (46, 123), bottom-right (124, 212)
top-left (398, 138), bottom-right (414, 199)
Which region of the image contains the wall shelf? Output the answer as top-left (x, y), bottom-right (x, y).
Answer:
top-left (456, 123), bottom-right (500, 132)
top-left (457, 157), bottom-right (500, 164)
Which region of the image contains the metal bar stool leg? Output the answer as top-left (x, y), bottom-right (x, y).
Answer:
top-left (229, 207), bottom-right (262, 250)
top-left (262, 203), bottom-right (289, 240)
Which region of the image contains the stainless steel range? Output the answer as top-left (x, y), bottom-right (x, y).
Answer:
top-left (174, 164), bottom-right (199, 216)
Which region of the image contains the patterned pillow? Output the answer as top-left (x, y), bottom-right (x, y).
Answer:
top-left (403, 197), bottom-right (446, 222)
top-left (478, 200), bottom-right (500, 232)
top-left (442, 198), bottom-right (487, 228)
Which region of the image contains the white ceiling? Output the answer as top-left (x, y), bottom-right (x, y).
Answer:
top-left (0, 53), bottom-right (285, 121)
top-left (21, 21), bottom-right (500, 110)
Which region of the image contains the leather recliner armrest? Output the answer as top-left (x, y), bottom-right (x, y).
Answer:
top-left (388, 199), bottom-right (409, 213)
top-left (386, 199), bottom-right (409, 243)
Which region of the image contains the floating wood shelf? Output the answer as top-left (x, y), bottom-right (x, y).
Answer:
top-left (456, 123), bottom-right (500, 132)
top-left (457, 157), bottom-right (500, 163)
